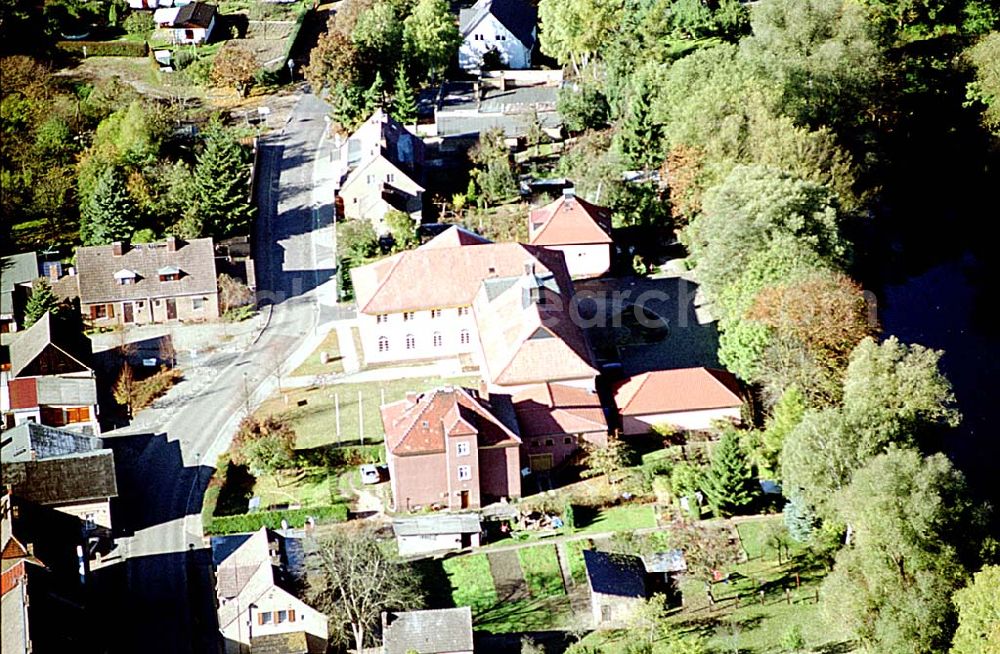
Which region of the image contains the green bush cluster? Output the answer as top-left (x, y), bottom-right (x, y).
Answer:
top-left (296, 444), bottom-right (384, 468)
top-left (205, 503), bottom-right (348, 534)
top-left (57, 40), bottom-right (149, 57)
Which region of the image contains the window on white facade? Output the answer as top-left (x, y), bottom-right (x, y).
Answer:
top-left (192, 298), bottom-right (205, 311)
top-left (433, 332), bottom-right (442, 347)
top-left (457, 306), bottom-right (469, 316)
top-left (431, 309), bottom-right (442, 318)
top-left (475, 34), bottom-right (484, 40)
top-left (377, 314), bottom-right (388, 324)
top-left (460, 329), bottom-right (470, 345)
top-left (378, 336), bottom-right (389, 352)
top-left (386, 173), bottom-right (395, 183)
top-left (496, 34), bottom-right (506, 40)
top-left (403, 312), bottom-right (415, 321)
top-left (405, 334), bottom-right (415, 349)
top-left (277, 610), bottom-right (288, 623)
top-left (457, 441), bottom-right (470, 456)
top-left (366, 174), bottom-right (375, 184)
top-left (261, 612), bottom-right (272, 625)
top-left (457, 465), bottom-right (472, 480)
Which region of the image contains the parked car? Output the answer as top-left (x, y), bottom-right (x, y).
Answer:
top-left (360, 464), bottom-right (381, 485)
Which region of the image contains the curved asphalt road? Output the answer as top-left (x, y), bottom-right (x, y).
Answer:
top-left (102, 90), bottom-right (337, 654)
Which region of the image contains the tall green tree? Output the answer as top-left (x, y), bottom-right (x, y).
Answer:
top-left (822, 450), bottom-right (970, 654)
top-left (22, 279), bottom-right (61, 328)
top-left (758, 385), bottom-right (807, 475)
top-left (191, 122), bottom-right (253, 238)
top-left (703, 428), bottom-right (758, 516)
top-left (80, 165), bottom-right (136, 245)
top-left (390, 63), bottom-right (418, 125)
top-left (966, 32), bottom-right (1000, 135)
top-left (538, 0), bottom-right (624, 73)
top-left (951, 565), bottom-right (1000, 654)
top-left (469, 128), bottom-right (517, 206)
top-left (402, 0), bottom-right (461, 81)
top-left (352, 1), bottom-right (404, 76)
top-left (385, 208), bottom-right (418, 251)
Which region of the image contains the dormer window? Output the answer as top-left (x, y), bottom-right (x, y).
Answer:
top-left (114, 269), bottom-right (137, 285)
top-left (158, 265), bottom-right (181, 282)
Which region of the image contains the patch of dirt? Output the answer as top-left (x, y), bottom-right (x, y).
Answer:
top-left (487, 550), bottom-right (530, 601)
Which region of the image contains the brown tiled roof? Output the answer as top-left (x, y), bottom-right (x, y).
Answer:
top-left (75, 238), bottom-right (217, 305)
top-left (422, 225), bottom-right (492, 249)
top-left (9, 312), bottom-right (92, 378)
top-left (613, 368), bottom-right (743, 416)
top-left (381, 387), bottom-right (520, 456)
top-left (474, 274), bottom-right (597, 387)
top-left (513, 383), bottom-right (607, 438)
top-left (528, 194), bottom-right (612, 246)
top-left (351, 241), bottom-right (565, 314)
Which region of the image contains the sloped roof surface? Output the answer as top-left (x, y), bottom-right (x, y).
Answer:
top-left (174, 1), bottom-right (216, 27)
top-left (421, 225), bottom-right (492, 250)
top-left (460, 0), bottom-right (537, 49)
top-left (9, 312), bottom-right (92, 378)
top-left (613, 368), bottom-right (743, 416)
top-left (1, 252), bottom-right (38, 315)
top-left (513, 383), bottom-right (607, 437)
top-left (583, 549), bottom-right (647, 598)
top-left (0, 423), bottom-right (102, 463)
top-left (529, 194), bottom-right (613, 246)
top-left (2, 451), bottom-right (117, 505)
top-left (392, 513), bottom-right (481, 537)
top-left (383, 607), bottom-right (474, 654)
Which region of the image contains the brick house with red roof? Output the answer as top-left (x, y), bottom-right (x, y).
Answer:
top-left (613, 368), bottom-right (744, 435)
top-left (512, 383), bottom-right (608, 472)
top-left (380, 386), bottom-right (522, 512)
top-left (528, 189), bottom-right (613, 279)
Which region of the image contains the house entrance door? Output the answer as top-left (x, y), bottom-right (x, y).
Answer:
top-left (123, 302), bottom-right (134, 323)
top-left (529, 454), bottom-right (553, 472)
top-left (166, 298), bottom-right (177, 320)
top-left (459, 490), bottom-right (470, 509)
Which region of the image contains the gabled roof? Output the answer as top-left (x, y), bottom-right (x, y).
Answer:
top-left (1, 423), bottom-right (103, 463)
top-left (382, 607), bottom-right (474, 654)
top-left (1, 252), bottom-right (38, 315)
top-left (392, 513), bottom-right (481, 537)
top-left (422, 225), bottom-right (492, 250)
top-left (460, 0), bottom-right (537, 50)
top-left (380, 387), bottom-right (520, 456)
top-left (583, 549), bottom-right (647, 598)
top-left (2, 450), bottom-right (117, 505)
top-left (513, 383), bottom-right (607, 438)
top-left (340, 152), bottom-right (424, 198)
top-left (613, 368), bottom-right (743, 416)
top-left (474, 272), bottom-right (598, 387)
top-left (174, 1), bottom-right (216, 28)
top-left (75, 237), bottom-right (217, 305)
top-left (9, 312), bottom-right (92, 378)
top-left (351, 240), bottom-right (564, 314)
top-left (528, 193), bottom-right (613, 246)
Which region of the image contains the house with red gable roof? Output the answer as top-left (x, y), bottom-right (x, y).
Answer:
top-left (512, 382), bottom-right (608, 473)
top-left (613, 367), bottom-right (744, 435)
top-left (528, 189), bottom-right (613, 279)
top-left (380, 386), bottom-right (522, 511)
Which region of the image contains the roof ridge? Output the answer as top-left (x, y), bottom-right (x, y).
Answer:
top-left (358, 251), bottom-right (407, 314)
top-left (623, 372), bottom-right (653, 413)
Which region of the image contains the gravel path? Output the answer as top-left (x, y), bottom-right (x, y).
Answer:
top-left (487, 550), bottom-right (530, 601)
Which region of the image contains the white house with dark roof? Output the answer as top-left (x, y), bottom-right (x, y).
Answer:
top-left (154, 1), bottom-right (216, 44)
top-left (458, 0), bottom-right (537, 71)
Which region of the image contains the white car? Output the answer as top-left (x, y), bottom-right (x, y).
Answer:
top-left (359, 464), bottom-right (381, 485)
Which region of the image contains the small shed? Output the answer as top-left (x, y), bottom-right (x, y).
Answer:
top-left (583, 549), bottom-right (648, 628)
top-left (642, 549), bottom-right (687, 605)
top-left (382, 607), bottom-right (474, 654)
top-left (392, 513), bottom-right (482, 557)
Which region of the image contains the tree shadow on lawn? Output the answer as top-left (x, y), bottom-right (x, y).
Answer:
top-left (571, 504), bottom-right (600, 530)
top-left (215, 462), bottom-right (255, 516)
top-left (473, 590), bottom-right (571, 633)
top-left (410, 558), bottom-right (456, 610)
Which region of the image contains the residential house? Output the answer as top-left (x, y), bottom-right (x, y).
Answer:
top-left (2, 312), bottom-right (100, 435)
top-left (381, 607), bottom-right (474, 654)
top-left (350, 228), bottom-right (566, 366)
top-left (458, 0), bottom-right (537, 71)
top-left (337, 109), bottom-right (425, 234)
top-left (380, 386), bottom-right (521, 512)
top-left (214, 528), bottom-right (328, 654)
top-left (512, 382), bottom-right (608, 473)
top-left (583, 549), bottom-right (648, 628)
top-left (613, 368), bottom-right (744, 435)
top-left (153, 1), bottom-right (216, 44)
top-left (1, 252), bottom-right (40, 334)
top-left (73, 237), bottom-right (220, 325)
top-left (472, 262), bottom-right (598, 394)
top-left (433, 74), bottom-right (562, 143)
top-left (1, 423), bottom-right (118, 536)
top-left (392, 513), bottom-right (482, 557)
top-left (528, 189), bottom-right (613, 279)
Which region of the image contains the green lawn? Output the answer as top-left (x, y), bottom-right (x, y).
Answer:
top-left (290, 330), bottom-right (344, 378)
top-left (565, 538), bottom-right (593, 585)
top-left (257, 374), bottom-right (478, 448)
top-left (517, 545), bottom-right (565, 598)
top-left (442, 554), bottom-right (498, 615)
top-left (475, 594), bottom-right (575, 634)
top-left (576, 504), bottom-right (658, 534)
top-left (252, 466), bottom-right (336, 508)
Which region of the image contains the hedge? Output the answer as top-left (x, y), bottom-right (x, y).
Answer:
top-left (205, 503), bottom-right (349, 535)
top-left (57, 40), bottom-right (148, 57)
top-left (296, 444), bottom-right (384, 468)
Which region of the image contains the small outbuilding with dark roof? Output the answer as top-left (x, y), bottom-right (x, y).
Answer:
top-left (583, 549), bottom-right (649, 628)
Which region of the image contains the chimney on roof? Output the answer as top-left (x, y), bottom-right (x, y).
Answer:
top-left (405, 391), bottom-right (418, 405)
top-left (48, 263), bottom-right (60, 282)
top-left (478, 379), bottom-right (488, 398)
top-left (563, 187), bottom-right (576, 200)
top-left (112, 241), bottom-right (124, 256)
top-left (523, 261), bottom-right (535, 277)
top-left (166, 235), bottom-right (177, 252)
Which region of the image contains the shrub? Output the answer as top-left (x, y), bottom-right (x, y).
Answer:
top-left (296, 444), bottom-right (385, 468)
top-left (563, 502), bottom-right (575, 531)
top-left (57, 40), bottom-right (148, 57)
top-left (123, 11), bottom-right (155, 36)
top-left (205, 503), bottom-right (349, 534)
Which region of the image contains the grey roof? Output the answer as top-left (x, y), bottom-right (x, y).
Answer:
top-left (392, 513), bottom-right (481, 537)
top-left (0, 422), bottom-right (102, 463)
top-left (382, 607), bottom-right (474, 654)
top-left (435, 82), bottom-right (562, 138)
top-left (9, 312), bottom-right (92, 378)
top-left (1, 252), bottom-right (38, 315)
top-left (643, 549), bottom-right (687, 574)
top-left (583, 550), bottom-right (647, 598)
top-left (35, 376), bottom-right (98, 406)
top-left (2, 450), bottom-right (118, 505)
top-left (460, 0), bottom-right (537, 50)
top-left (174, 1), bottom-right (216, 27)
top-left (75, 238), bottom-right (218, 305)
top-left (437, 113), bottom-right (561, 139)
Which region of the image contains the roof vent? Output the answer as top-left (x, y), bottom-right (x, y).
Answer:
top-left (563, 187), bottom-right (575, 200)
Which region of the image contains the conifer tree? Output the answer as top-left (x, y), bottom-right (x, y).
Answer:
top-left (391, 64), bottom-right (418, 125)
top-left (191, 122), bottom-right (253, 238)
top-left (80, 166), bottom-right (136, 245)
top-left (704, 428), bottom-right (759, 516)
top-left (23, 279), bottom-right (60, 328)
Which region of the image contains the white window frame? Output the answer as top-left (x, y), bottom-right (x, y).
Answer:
top-left (457, 465), bottom-right (472, 480)
top-left (378, 336), bottom-right (389, 352)
top-left (405, 334), bottom-right (415, 350)
top-left (377, 314), bottom-right (388, 324)
top-left (456, 441), bottom-right (470, 457)
top-left (432, 332), bottom-right (443, 347)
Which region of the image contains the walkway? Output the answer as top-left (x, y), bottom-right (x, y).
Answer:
top-left (335, 320), bottom-right (361, 374)
top-left (488, 550), bottom-right (530, 601)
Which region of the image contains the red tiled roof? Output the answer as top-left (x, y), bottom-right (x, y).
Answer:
top-left (513, 383), bottom-right (607, 438)
top-left (7, 378), bottom-right (37, 410)
top-left (422, 226), bottom-right (492, 249)
top-left (352, 241), bottom-right (567, 314)
top-left (613, 368), bottom-right (743, 416)
top-left (381, 387), bottom-right (520, 456)
top-left (528, 195), bottom-right (613, 246)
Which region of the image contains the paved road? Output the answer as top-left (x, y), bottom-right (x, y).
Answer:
top-left (100, 89), bottom-right (337, 654)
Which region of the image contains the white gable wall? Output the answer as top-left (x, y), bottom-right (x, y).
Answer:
top-left (460, 14), bottom-right (532, 71)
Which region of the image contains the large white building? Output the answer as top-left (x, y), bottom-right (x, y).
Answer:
top-left (458, 0), bottom-right (537, 71)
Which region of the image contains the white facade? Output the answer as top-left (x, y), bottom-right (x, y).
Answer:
top-left (591, 591), bottom-right (644, 629)
top-left (459, 14), bottom-right (533, 71)
top-left (542, 243), bottom-right (611, 279)
top-left (621, 407), bottom-right (742, 436)
top-left (396, 531), bottom-right (481, 557)
top-left (172, 15), bottom-right (214, 44)
top-left (221, 586), bottom-right (328, 654)
top-left (358, 307), bottom-right (477, 365)
top-left (340, 156), bottom-right (423, 235)
top-left (54, 498), bottom-right (113, 531)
